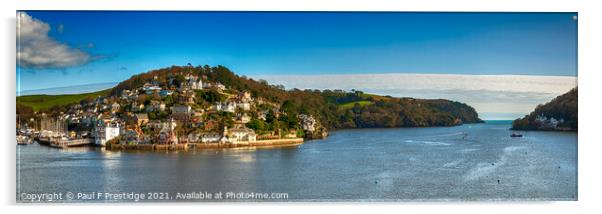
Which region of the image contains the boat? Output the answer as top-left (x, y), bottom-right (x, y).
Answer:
top-left (510, 132), bottom-right (523, 138)
top-left (17, 135), bottom-right (33, 145)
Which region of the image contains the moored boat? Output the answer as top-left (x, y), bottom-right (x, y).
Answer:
top-left (17, 135), bottom-right (33, 145)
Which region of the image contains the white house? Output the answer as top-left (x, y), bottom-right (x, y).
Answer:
top-left (190, 76), bottom-right (203, 90)
top-left (179, 74), bottom-right (203, 91)
top-left (214, 83), bottom-right (226, 91)
top-left (200, 133), bottom-right (222, 143)
top-left (94, 121), bottom-right (120, 146)
top-left (299, 114), bottom-right (317, 132)
top-left (236, 102), bottom-right (251, 111)
top-left (214, 102), bottom-right (236, 113)
top-left (142, 83), bottom-right (162, 93)
top-left (225, 125), bottom-right (257, 143)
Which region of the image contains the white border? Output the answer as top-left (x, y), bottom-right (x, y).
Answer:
top-left (2, 0), bottom-right (601, 213)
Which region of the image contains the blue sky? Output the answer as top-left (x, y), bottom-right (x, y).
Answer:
top-left (18, 12), bottom-right (577, 89)
top-left (16, 11), bottom-right (578, 119)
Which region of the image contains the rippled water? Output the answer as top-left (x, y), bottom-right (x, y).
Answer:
top-left (17, 121), bottom-right (577, 202)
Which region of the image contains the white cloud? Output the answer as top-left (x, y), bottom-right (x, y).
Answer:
top-left (17, 12), bottom-right (91, 69)
top-left (255, 73), bottom-right (577, 120)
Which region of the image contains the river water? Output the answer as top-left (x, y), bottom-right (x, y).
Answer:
top-left (17, 121), bottom-right (577, 202)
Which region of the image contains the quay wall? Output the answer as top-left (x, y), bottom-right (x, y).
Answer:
top-left (106, 143), bottom-right (188, 151)
top-left (192, 138), bottom-right (304, 149)
top-left (106, 138), bottom-right (304, 151)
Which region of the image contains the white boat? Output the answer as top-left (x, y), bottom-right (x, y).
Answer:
top-left (17, 135), bottom-right (33, 145)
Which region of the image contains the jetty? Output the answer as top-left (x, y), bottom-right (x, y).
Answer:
top-left (36, 137), bottom-right (94, 148)
top-left (50, 138), bottom-right (95, 148)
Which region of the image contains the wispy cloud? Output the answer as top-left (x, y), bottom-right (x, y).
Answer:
top-left (18, 82), bottom-right (118, 96)
top-left (255, 73), bottom-right (577, 120)
top-left (17, 12), bottom-right (91, 69)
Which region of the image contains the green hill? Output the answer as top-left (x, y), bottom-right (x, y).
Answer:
top-left (109, 65), bottom-right (483, 129)
top-left (512, 88), bottom-right (577, 131)
top-left (16, 89), bottom-right (110, 112)
top-left (17, 65), bottom-right (484, 132)
top-left (339, 100), bottom-right (374, 109)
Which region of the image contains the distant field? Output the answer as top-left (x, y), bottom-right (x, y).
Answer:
top-left (339, 100), bottom-right (374, 109)
top-left (16, 89), bottom-right (110, 111)
top-left (359, 93), bottom-right (394, 102)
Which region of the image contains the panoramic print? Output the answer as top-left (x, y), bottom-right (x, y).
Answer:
top-left (16, 11), bottom-right (577, 202)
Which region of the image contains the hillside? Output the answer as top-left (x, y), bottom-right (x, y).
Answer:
top-left (16, 89), bottom-right (110, 112)
top-left (512, 88), bottom-right (577, 131)
top-left (109, 65), bottom-right (482, 129)
top-left (17, 65), bottom-right (483, 136)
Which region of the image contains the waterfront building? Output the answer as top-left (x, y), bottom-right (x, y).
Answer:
top-left (200, 133), bottom-right (222, 143)
top-left (225, 125), bottom-right (257, 143)
top-left (299, 114), bottom-right (317, 132)
top-left (187, 133), bottom-right (200, 143)
top-left (94, 120), bottom-right (120, 146)
top-left (157, 118), bottom-right (178, 144)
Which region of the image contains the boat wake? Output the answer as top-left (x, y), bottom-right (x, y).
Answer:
top-left (404, 140), bottom-right (451, 146)
top-left (443, 159), bottom-right (463, 168)
top-left (462, 146), bottom-right (526, 181)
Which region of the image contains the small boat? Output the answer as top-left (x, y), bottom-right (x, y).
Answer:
top-left (510, 132), bottom-right (523, 138)
top-left (17, 135), bottom-right (33, 145)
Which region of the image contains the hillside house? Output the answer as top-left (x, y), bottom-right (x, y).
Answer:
top-left (171, 105), bottom-right (193, 121)
top-left (134, 113), bottom-right (149, 126)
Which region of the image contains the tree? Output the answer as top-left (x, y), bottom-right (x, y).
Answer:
top-left (247, 118), bottom-right (267, 132)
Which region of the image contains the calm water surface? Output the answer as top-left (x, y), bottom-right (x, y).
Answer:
top-left (17, 122), bottom-right (577, 201)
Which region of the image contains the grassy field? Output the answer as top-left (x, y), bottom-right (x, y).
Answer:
top-left (359, 93), bottom-right (394, 102)
top-left (338, 100), bottom-right (374, 109)
top-left (16, 89), bottom-right (110, 111)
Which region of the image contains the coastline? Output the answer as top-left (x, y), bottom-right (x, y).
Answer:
top-left (324, 121), bottom-right (486, 132)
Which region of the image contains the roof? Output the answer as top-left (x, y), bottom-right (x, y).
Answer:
top-left (135, 113), bottom-right (148, 120)
top-left (229, 127), bottom-right (254, 133)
